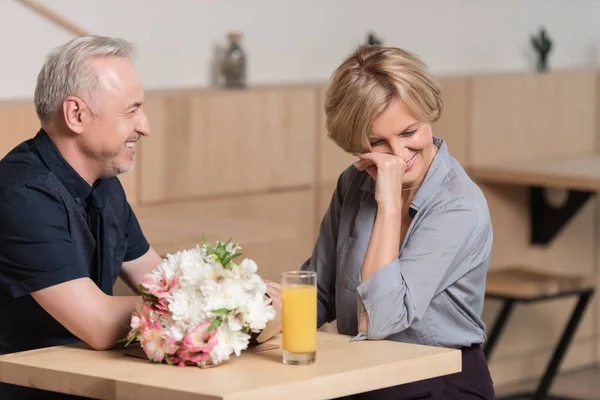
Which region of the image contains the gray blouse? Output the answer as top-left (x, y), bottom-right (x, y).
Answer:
top-left (301, 137), bottom-right (493, 348)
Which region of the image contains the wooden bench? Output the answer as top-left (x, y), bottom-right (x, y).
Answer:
top-left (484, 266), bottom-right (595, 400)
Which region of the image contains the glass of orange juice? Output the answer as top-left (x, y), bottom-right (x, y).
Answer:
top-left (281, 270), bottom-right (317, 365)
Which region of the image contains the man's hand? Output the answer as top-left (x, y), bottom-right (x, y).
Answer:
top-left (120, 247), bottom-right (163, 293)
top-left (264, 279), bottom-right (282, 310)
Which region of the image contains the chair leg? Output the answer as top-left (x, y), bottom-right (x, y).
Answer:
top-left (484, 298), bottom-right (516, 359)
top-left (530, 290), bottom-right (594, 400)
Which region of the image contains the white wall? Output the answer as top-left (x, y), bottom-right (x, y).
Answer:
top-left (2, 0), bottom-right (600, 100)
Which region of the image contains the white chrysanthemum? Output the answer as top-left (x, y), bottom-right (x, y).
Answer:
top-left (223, 278), bottom-right (252, 310)
top-left (242, 272), bottom-right (267, 296)
top-left (171, 247), bottom-right (211, 285)
top-left (222, 264), bottom-right (241, 281)
top-left (199, 279), bottom-right (227, 311)
top-left (225, 310), bottom-right (245, 332)
top-left (227, 259), bottom-right (258, 282)
top-left (200, 278), bottom-right (250, 314)
top-left (168, 287), bottom-right (206, 327)
top-left (240, 259), bottom-right (258, 278)
top-left (210, 324), bottom-right (251, 364)
top-left (224, 264), bottom-right (242, 280)
top-left (158, 252), bottom-right (183, 277)
top-left (162, 314), bottom-right (186, 342)
top-left (244, 292), bottom-right (276, 331)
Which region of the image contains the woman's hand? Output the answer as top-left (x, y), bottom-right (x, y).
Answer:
top-left (264, 279), bottom-right (282, 310)
top-left (354, 153), bottom-right (406, 213)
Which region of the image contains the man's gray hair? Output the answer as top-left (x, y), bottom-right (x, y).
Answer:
top-left (34, 35), bottom-right (135, 122)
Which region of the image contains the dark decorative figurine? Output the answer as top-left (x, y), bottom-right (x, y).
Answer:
top-left (531, 27), bottom-right (552, 73)
top-left (367, 31), bottom-right (383, 46)
top-left (221, 32), bottom-right (246, 88)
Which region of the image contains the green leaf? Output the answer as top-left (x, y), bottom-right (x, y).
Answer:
top-left (211, 308), bottom-right (230, 315)
top-left (207, 317), bottom-right (221, 332)
top-left (119, 331), bottom-right (139, 347)
top-left (124, 335), bottom-right (137, 347)
top-left (137, 285), bottom-right (157, 302)
top-left (221, 252), bottom-right (242, 268)
top-left (138, 284), bottom-right (150, 296)
top-left (221, 256), bottom-right (232, 267)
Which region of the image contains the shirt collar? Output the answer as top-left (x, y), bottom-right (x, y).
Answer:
top-left (360, 136), bottom-right (451, 214)
top-left (31, 128), bottom-right (95, 203)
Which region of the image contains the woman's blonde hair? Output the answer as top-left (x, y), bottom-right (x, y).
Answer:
top-left (324, 45), bottom-right (443, 154)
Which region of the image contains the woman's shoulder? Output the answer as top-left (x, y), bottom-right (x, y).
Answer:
top-left (426, 138), bottom-right (488, 213)
top-left (334, 163), bottom-right (371, 196)
top-left (419, 156), bottom-right (491, 234)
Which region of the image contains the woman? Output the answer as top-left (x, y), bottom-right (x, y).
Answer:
top-left (302, 45), bottom-right (495, 399)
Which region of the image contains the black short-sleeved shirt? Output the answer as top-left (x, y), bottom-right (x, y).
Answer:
top-left (0, 128), bottom-right (150, 356)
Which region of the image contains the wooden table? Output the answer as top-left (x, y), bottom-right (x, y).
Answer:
top-left (467, 154), bottom-right (600, 191)
top-left (0, 332), bottom-right (461, 400)
top-left (468, 154), bottom-right (600, 245)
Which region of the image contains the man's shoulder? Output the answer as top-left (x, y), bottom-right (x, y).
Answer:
top-left (0, 138), bottom-right (53, 197)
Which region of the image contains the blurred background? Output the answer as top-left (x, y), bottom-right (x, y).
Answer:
top-left (2, 0), bottom-right (600, 397)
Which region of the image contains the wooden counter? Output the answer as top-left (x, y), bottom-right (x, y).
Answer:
top-left (0, 332), bottom-right (461, 400)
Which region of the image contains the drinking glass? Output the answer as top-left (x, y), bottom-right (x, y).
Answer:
top-left (281, 270), bottom-right (317, 365)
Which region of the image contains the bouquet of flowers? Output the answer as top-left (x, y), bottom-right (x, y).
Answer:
top-left (123, 238), bottom-right (277, 368)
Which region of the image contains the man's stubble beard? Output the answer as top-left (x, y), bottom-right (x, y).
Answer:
top-left (97, 149), bottom-right (135, 178)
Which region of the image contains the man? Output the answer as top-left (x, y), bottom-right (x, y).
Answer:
top-left (0, 36), bottom-right (280, 399)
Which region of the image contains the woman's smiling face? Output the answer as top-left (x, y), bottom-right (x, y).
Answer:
top-left (366, 96), bottom-right (436, 188)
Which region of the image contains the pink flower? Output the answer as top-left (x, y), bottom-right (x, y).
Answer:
top-left (173, 349), bottom-right (211, 367)
top-left (174, 322), bottom-right (218, 366)
top-left (153, 298), bottom-right (170, 316)
top-left (139, 302), bottom-right (156, 318)
top-left (142, 270), bottom-right (180, 299)
top-left (139, 321), bottom-right (178, 362)
top-left (127, 302), bottom-right (156, 341)
top-left (184, 322), bottom-right (218, 353)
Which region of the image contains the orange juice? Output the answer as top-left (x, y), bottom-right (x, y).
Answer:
top-left (281, 284), bottom-right (317, 353)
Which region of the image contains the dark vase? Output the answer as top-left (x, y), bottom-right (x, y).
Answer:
top-left (221, 32), bottom-right (246, 88)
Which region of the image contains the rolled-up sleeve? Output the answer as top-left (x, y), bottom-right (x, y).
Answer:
top-left (356, 197), bottom-right (487, 340)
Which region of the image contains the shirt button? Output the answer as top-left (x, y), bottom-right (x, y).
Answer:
top-left (75, 197), bottom-right (81, 203)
